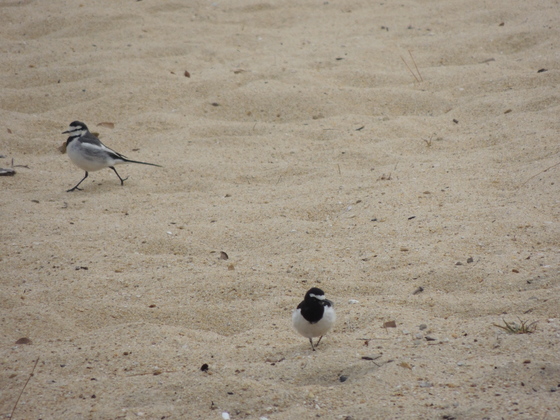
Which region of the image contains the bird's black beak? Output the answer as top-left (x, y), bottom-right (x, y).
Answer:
top-left (62, 130), bottom-right (70, 134)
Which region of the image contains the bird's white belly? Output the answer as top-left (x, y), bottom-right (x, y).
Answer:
top-left (67, 141), bottom-right (112, 172)
top-left (292, 306), bottom-right (336, 338)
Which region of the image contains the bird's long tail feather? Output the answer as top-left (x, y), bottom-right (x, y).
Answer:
top-left (121, 158), bottom-right (162, 167)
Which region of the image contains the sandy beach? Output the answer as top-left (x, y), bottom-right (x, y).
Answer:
top-left (1, 0), bottom-right (559, 418)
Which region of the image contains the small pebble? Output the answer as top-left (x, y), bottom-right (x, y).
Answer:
top-left (361, 355), bottom-right (381, 361)
top-left (418, 324), bottom-right (427, 330)
top-left (348, 299), bottom-right (359, 304)
top-left (339, 375), bottom-right (349, 382)
top-left (418, 381), bottom-right (433, 388)
top-left (412, 286), bottom-right (424, 295)
top-left (222, 412), bottom-right (230, 420)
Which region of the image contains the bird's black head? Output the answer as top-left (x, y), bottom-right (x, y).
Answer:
top-left (305, 287), bottom-right (326, 301)
top-left (62, 121), bottom-right (89, 136)
top-left (298, 287), bottom-right (333, 323)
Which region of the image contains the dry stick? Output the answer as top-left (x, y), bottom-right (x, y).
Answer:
top-left (408, 50), bottom-right (423, 82)
top-left (10, 158), bottom-right (29, 169)
top-left (127, 370), bottom-right (177, 377)
top-left (356, 338), bottom-right (391, 341)
top-left (10, 357), bottom-right (40, 419)
top-left (519, 160), bottom-right (560, 187)
top-left (400, 56), bottom-right (420, 83)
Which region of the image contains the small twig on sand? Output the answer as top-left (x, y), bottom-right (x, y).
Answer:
top-left (409, 50), bottom-right (423, 82)
top-left (401, 50), bottom-right (423, 82)
top-left (401, 55), bottom-right (419, 83)
top-left (356, 338), bottom-right (391, 341)
top-left (11, 158), bottom-right (30, 169)
top-left (127, 370), bottom-right (177, 377)
top-left (10, 357), bottom-right (40, 419)
top-left (519, 160), bottom-right (560, 187)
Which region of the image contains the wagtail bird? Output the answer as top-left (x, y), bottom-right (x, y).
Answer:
top-left (292, 287), bottom-right (336, 351)
top-left (62, 121), bottom-right (161, 192)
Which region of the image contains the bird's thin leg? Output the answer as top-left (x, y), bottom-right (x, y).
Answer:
top-left (67, 171), bottom-right (88, 192)
top-left (110, 167), bottom-right (129, 186)
top-left (309, 338), bottom-right (316, 351)
top-left (316, 336), bottom-right (324, 347)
